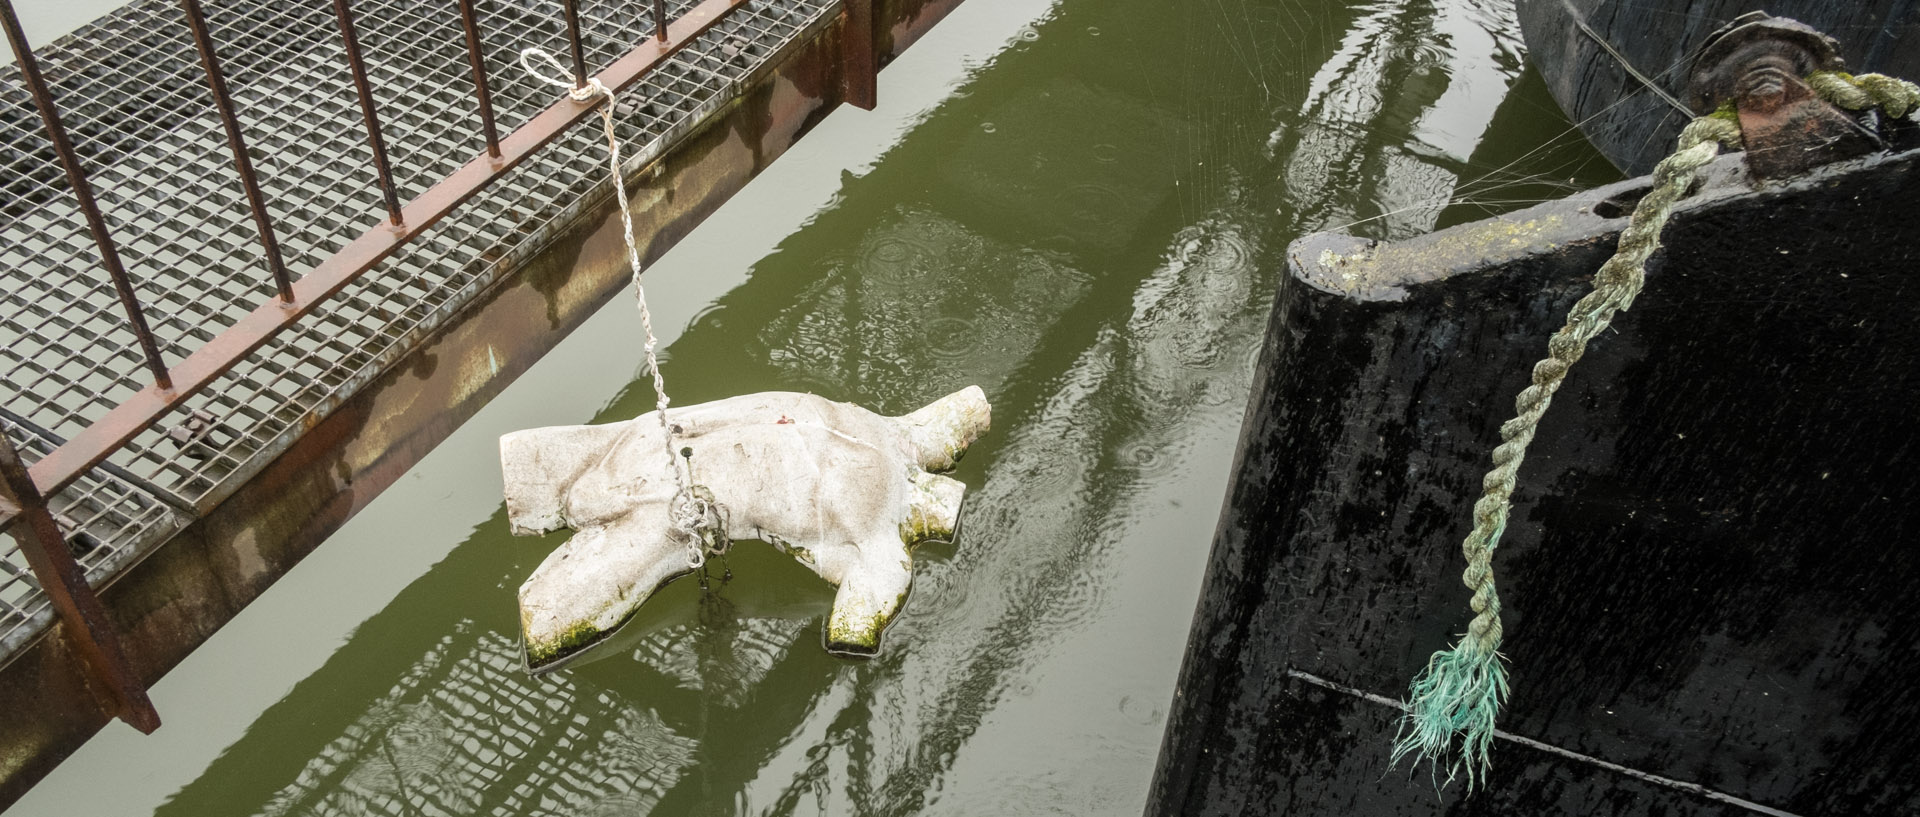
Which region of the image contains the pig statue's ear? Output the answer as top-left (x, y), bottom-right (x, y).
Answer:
top-left (499, 422), bottom-right (630, 535)
top-left (895, 385), bottom-right (991, 472)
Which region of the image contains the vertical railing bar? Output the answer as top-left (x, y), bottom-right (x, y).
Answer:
top-left (654, 0), bottom-right (668, 41)
top-left (561, 0), bottom-right (589, 89)
top-left (456, 0), bottom-right (503, 159)
top-left (332, 0), bottom-right (405, 226)
top-left (180, 0), bottom-right (294, 303)
top-left (0, 0), bottom-right (174, 391)
top-left (842, 0), bottom-right (877, 110)
top-left (0, 428), bottom-right (160, 734)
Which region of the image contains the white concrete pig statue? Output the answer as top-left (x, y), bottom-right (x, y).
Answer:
top-left (500, 386), bottom-right (990, 670)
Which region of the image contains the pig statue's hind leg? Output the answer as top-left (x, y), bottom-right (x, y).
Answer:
top-left (519, 514), bottom-right (691, 669)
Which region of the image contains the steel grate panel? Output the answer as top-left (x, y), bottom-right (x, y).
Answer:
top-left (0, 0), bottom-right (836, 659)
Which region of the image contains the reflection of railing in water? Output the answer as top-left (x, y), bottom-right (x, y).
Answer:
top-left (251, 630), bottom-right (708, 816)
top-left (0, 0), bottom-right (869, 733)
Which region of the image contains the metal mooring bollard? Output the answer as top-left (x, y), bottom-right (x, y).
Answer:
top-left (1687, 12), bottom-right (1882, 179)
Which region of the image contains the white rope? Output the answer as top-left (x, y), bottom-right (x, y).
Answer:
top-left (520, 47), bottom-right (721, 570)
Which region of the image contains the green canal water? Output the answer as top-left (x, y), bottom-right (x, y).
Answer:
top-left (8, 0), bottom-right (1615, 813)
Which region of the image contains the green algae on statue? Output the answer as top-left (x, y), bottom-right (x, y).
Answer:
top-left (500, 387), bottom-right (990, 670)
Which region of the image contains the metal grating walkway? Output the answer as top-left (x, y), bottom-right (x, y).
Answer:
top-left (0, 0), bottom-right (835, 660)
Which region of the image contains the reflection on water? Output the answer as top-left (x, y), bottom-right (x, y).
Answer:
top-left (759, 207), bottom-right (1090, 404)
top-left (1284, 0), bottom-right (1528, 237)
top-left (253, 631), bottom-right (699, 816)
top-left (21, 0), bottom-right (1619, 814)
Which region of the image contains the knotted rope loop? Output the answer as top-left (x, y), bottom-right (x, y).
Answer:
top-left (1391, 112), bottom-right (1741, 790)
top-left (518, 47), bottom-right (607, 103)
top-left (519, 47), bottom-right (726, 570)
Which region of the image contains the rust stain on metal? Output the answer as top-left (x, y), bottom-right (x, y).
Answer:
top-left (1734, 72), bottom-right (1878, 179)
top-left (764, 75), bottom-right (826, 158)
top-left (182, 0), bottom-right (294, 302)
top-left (843, 0), bottom-right (877, 110)
top-left (333, 0), bottom-right (405, 225)
top-left (456, 0), bottom-right (504, 159)
top-left (885, 0), bottom-right (967, 58)
top-left (0, 0), bottom-right (173, 389)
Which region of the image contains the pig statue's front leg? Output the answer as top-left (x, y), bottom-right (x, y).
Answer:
top-left (817, 469), bottom-right (966, 654)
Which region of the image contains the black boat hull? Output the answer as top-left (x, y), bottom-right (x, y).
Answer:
top-left (1147, 147), bottom-right (1920, 814)
top-left (1518, 0), bottom-right (1920, 175)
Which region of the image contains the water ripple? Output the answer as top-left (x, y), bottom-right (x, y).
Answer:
top-left (921, 315), bottom-right (982, 363)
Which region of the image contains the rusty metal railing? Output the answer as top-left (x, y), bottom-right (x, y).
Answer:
top-left (0, 0), bottom-right (877, 731)
top-left (14, 0), bottom-right (744, 502)
top-left (0, 429), bottom-right (160, 733)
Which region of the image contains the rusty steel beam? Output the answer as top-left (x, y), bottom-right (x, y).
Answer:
top-left (0, 406), bottom-right (197, 517)
top-left (26, 0), bottom-right (747, 499)
top-left (455, 0), bottom-right (504, 160)
top-left (655, 0), bottom-right (669, 41)
top-left (0, 432), bottom-right (160, 735)
top-left (0, 0), bottom-right (174, 390)
top-left (181, 0), bottom-right (294, 302)
top-left (843, 0), bottom-right (877, 110)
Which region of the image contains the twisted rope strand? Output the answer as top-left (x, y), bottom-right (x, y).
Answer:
top-left (1393, 65), bottom-right (1919, 795)
top-left (1463, 114), bottom-right (1739, 646)
top-left (1806, 71), bottom-right (1920, 118)
top-left (1392, 114), bottom-right (1740, 789)
top-left (520, 48), bottom-right (723, 569)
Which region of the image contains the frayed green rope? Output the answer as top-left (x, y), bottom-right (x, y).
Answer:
top-left (1392, 114), bottom-right (1741, 788)
top-left (1391, 640), bottom-right (1508, 786)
